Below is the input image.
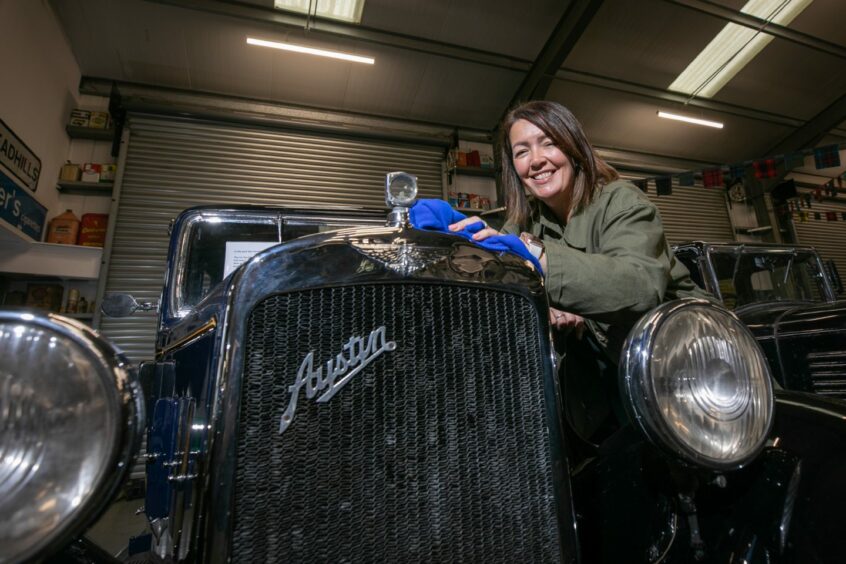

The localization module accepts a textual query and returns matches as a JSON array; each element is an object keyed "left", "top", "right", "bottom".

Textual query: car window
[{"left": 709, "top": 250, "right": 827, "bottom": 308}]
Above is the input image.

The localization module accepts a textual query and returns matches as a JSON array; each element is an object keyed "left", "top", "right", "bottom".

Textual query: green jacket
[{"left": 503, "top": 179, "right": 712, "bottom": 359}]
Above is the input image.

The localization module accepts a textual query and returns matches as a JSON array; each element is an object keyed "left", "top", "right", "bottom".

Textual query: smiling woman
[{"left": 449, "top": 100, "right": 711, "bottom": 440}]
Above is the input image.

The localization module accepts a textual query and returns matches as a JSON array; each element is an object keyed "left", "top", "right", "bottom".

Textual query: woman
[{"left": 451, "top": 100, "right": 708, "bottom": 358}]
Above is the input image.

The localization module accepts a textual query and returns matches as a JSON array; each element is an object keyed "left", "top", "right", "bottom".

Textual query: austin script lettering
[{"left": 279, "top": 326, "right": 397, "bottom": 434}]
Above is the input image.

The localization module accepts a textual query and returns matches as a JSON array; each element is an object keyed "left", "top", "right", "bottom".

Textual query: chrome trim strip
[{"left": 157, "top": 317, "right": 217, "bottom": 358}]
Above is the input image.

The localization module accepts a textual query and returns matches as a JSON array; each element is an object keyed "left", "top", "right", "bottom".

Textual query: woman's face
[{"left": 508, "top": 118, "right": 575, "bottom": 210}]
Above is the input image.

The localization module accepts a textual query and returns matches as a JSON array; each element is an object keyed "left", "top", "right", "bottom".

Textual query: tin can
[{"left": 67, "top": 288, "right": 80, "bottom": 314}]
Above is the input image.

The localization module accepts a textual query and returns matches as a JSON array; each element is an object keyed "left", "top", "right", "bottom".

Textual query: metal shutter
[
  {"left": 98, "top": 114, "right": 445, "bottom": 364},
  {"left": 791, "top": 193, "right": 846, "bottom": 285},
  {"left": 623, "top": 176, "right": 734, "bottom": 245}
]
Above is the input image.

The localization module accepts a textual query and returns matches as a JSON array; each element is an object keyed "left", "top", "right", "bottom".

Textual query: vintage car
[
  {"left": 3, "top": 173, "right": 846, "bottom": 563},
  {"left": 674, "top": 242, "right": 846, "bottom": 399}
]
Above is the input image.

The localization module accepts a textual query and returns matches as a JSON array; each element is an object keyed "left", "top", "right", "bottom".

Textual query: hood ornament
[{"left": 385, "top": 171, "right": 417, "bottom": 227}]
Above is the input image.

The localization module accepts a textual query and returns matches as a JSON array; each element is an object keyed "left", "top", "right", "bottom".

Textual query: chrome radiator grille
[
  {"left": 232, "top": 283, "right": 561, "bottom": 563},
  {"left": 807, "top": 350, "right": 846, "bottom": 398}
]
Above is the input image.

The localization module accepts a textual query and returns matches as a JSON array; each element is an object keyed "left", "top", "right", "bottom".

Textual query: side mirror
[
  {"left": 825, "top": 260, "right": 843, "bottom": 296},
  {"left": 101, "top": 293, "right": 159, "bottom": 317}
]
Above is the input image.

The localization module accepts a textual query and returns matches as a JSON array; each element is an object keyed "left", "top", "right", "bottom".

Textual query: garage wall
[
  {"left": 791, "top": 192, "right": 846, "bottom": 289},
  {"left": 99, "top": 114, "right": 446, "bottom": 363}
]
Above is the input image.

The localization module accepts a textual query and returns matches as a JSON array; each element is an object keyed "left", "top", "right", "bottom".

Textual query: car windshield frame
[
  {"left": 168, "top": 209, "right": 384, "bottom": 318},
  {"left": 704, "top": 245, "right": 834, "bottom": 309}
]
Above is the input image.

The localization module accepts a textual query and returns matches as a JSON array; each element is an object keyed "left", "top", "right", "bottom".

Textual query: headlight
[
  {"left": 621, "top": 299, "right": 773, "bottom": 469},
  {"left": 0, "top": 311, "right": 144, "bottom": 562}
]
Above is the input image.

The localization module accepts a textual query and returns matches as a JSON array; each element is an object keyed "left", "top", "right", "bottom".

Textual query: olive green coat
[{"left": 503, "top": 179, "right": 712, "bottom": 358}]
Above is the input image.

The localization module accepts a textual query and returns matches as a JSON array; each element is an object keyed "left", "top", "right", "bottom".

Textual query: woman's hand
[
  {"left": 448, "top": 217, "right": 500, "bottom": 242},
  {"left": 549, "top": 307, "right": 585, "bottom": 339}
]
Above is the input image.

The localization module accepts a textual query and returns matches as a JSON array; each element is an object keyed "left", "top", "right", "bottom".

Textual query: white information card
[{"left": 223, "top": 241, "right": 278, "bottom": 278}]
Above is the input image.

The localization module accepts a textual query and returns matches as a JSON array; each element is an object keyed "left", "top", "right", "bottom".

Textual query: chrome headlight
[
  {"left": 0, "top": 311, "right": 144, "bottom": 562},
  {"left": 621, "top": 299, "right": 773, "bottom": 469}
]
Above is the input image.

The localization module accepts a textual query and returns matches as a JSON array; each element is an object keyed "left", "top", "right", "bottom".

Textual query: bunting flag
[
  {"left": 730, "top": 164, "right": 746, "bottom": 181},
  {"left": 703, "top": 168, "right": 723, "bottom": 188},
  {"left": 753, "top": 158, "right": 778, "bottom": 179},
  {"left": 842, "top": 211, "right": 846, "bottom": 221},
  {"left": 804, "top": 193, "right": 813, "bottom": 207},
  {"left": 814, "top": 212, "right": 822, "bottom": 221},
  {"left": 632, "top": 178, "right": 647, "bottom": 192},
  {"left": 678, "top": 171, "right": 695, "bottom": 186},
  {"left": 826, "top": 211, "right": 837, "bottom": 222},
  {"left": 814, "top": 145, "right": 841, "bottom": 169},
  {"left": 656, "top": 176, "right": 672, "bottom": 196},
  {"left": 785, "top": 152, "right": 806, "bottom": 170},
  {"left": 798, "top": 210, "right": 808, "bottom": 222},
  {"left": 814, "top": 186, "right": 824, "bottom": 202}
]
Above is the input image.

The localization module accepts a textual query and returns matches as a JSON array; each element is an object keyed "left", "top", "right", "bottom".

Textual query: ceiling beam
[
  {"left": 144, "top": 0, "right": 532, "bottom": 71},
  {"left": 664, "top": 0, "right": 846, "bottom": 60},
  {"left": 506, "top": 0, "right": 605, "bottom": 110},
  {"left": 768, "top": 93, "right": 846, "bottom": 154}
]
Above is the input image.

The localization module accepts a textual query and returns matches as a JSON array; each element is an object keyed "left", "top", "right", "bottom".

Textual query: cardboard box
[
  {"left": 100, "top": 164, "right": 116, "bottom": 182},
  {"left": 89, "top": 111, "right": 109, "bottom": 129},
  {"left": 25, "top": 284, "right": 64, "bottom": 312},
  {"left": 81, "top": 163, "right": 101, "bottom": 183},
  {"left": 69, "top": 109, "right": 90, "bottom": 127}
]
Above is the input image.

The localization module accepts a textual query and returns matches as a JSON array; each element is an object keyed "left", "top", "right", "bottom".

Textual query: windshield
[
  {"left": 708, "top": 248, "right": 828, "bottom": 309},
  {"left": 171, "top": 211, "right": 383, "bottom": 316}
]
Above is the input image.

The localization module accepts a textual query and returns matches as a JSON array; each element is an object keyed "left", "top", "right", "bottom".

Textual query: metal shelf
[
  {"left": 56, "top": 181, "right": 113, "bottom": 196},
  {"left": 65, "top": 125, "right": 115, "bottom": 141}
]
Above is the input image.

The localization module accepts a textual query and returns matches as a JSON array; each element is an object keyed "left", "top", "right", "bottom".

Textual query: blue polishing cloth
[{"left": 409, "top": 199, "right": 544, "bottom": 275}]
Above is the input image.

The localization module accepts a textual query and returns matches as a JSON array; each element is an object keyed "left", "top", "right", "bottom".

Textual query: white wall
[{"left": 0, "top": 0, "right": 109, "bottom": 239}]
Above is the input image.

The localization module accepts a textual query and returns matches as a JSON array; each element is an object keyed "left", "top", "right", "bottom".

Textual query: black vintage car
[
  {"left": 674, "top": 242, "right": 846, "bottom": 399},
  {"left": 3, "top": 174, "right": 846, "bottom": 563}
]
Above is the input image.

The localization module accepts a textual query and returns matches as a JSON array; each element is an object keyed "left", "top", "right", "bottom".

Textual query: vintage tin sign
[
  {"left": 0, "top": 118, "right": 41, "bottom": 192},
  {"left": 0, "top": 169, "right": 46, "bottom": 241}
]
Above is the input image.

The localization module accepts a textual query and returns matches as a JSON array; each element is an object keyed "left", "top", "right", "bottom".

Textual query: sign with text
[
  {"left": 223, "top": 241, "right": 277, "bottom": 278},
  {"left": 0, "top": 169, "right": 46, "bottom": 240},
  {"left": 0, "top": 118, "right": 41, "bottom": 192}
]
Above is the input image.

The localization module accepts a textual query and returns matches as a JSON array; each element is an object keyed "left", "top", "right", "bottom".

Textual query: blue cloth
[{"left": 409, "top": 199, "right": 544, "bottom": 274}]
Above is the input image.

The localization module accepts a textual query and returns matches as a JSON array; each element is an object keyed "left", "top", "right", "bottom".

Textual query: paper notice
[{"left": 224, "top": 241, "right": 277, "bottom": 278}]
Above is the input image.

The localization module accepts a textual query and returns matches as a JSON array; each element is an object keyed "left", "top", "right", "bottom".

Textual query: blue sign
[{"left": 0, "top": 169, "right": 46, "bottom": 241}]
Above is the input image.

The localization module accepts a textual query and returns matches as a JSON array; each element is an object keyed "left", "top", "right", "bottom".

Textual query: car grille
[
  {"left": 233, "top": 283, "right": 561, "bottom": 563},
  {"left": 807, "top": 350, "right": 846, "bottom": 398}
]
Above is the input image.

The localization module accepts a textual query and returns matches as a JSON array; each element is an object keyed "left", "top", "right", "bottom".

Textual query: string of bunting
[{"left": 631, "top": 143, "right": 846, "bottom": 224}]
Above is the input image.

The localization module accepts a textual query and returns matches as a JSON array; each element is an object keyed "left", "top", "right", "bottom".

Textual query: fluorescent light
[
  {"left": 669, "top": 0, "right": 813, "bottom": 98},
  {"left": 247, "top": 37, "right": 374, "bottom": 64},
  {"left": 274, "top": 0, "right": 365, "bottom": 24},
  {"left": 657, "top": 111, "right": 724, "bottom": 129}
]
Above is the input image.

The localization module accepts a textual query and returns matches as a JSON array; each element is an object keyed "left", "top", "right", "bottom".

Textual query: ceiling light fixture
[
  {"left": 669, "top": 0, "right": 813, "bottom": 98},
  {"left": 247, "top": 37, "right": 374, "bottom": 64},
  {"left": 657, "top": 111, "right": 724, "bottom": 129}
]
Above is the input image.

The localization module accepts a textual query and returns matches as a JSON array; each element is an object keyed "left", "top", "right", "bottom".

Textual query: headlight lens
[
  {"left": 621, "top": 299, "right": 773, "bottom": 469},
  {"left": 0, "top": 312, "right": 143, "bottom": 562}
]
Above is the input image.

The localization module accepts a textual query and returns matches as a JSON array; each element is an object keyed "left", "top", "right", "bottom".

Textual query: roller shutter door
[
  {"left": 791, "top": 193, "right": 846, "bottom": 287},
  {"left": 623, "top": 176, "right": 734, "bottom": 245},
  {"left": 99, "top": 114, "right": 445, "bottom": 364}
]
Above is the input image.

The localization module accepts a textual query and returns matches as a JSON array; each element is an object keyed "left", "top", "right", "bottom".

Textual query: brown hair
[{"left": 499, "top": 101, "right": 618, "bottom": 227}]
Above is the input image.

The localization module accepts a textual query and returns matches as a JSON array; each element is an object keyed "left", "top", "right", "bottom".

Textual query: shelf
[
  {"left": 56, "top": 181, "right": 113, "bottom": 196},
  {"left": 66, "top": 125, "right": 115, "bottom": 141},
  {"left": 450, "top": 166, "right": 496, "bottom": 178},
  {"left": 0, "top": 240, "right": 103, "bottom": 279}
]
